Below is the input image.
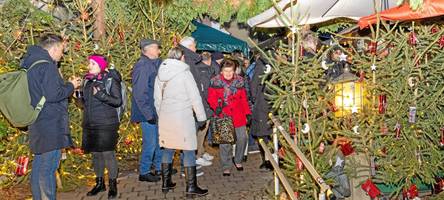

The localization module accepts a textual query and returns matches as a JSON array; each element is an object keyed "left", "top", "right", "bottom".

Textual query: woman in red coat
[{"left": 208, "top": 58, "right": 251, "bottom": 176}]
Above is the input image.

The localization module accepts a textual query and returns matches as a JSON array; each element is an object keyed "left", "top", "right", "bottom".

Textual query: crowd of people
[{"left": 23, "top": 34, "right": 276, "bottom": 200}]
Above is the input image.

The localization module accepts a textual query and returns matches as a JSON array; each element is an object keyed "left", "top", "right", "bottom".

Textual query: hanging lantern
[
  {"left": 15, "top": 156, "right": 29, "bottom": 176},
  {"left": 289, "top": 118, "right": 296, "bottom": 135},
  {"left": 378, "top": 94, "right": 387, "bottom": 114},
  {"left": 332, "top": 64, "right": 367, "bottom": 117}
]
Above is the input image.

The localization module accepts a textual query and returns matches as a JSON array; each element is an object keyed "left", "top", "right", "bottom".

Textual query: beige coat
[{"left": 154, "top": 59, "right": 207, "bottom": 150}]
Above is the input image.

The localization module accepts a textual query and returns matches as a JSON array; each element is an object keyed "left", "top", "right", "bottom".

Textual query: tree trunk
[{"left": 93, "top": 0, "right": 105, "bottom": 40}]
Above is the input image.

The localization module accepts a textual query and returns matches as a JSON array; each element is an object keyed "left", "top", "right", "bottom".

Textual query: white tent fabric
[{"left": 247, "top": 0, "right": 398, "bottom": 28}]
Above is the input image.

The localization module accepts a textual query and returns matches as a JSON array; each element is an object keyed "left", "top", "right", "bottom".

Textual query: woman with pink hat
[{"left": 74, "top": 54, "right": 122, "bottom": 199}]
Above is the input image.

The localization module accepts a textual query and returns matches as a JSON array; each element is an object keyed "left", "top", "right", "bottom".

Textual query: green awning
[{"left": 191, "top": 21, "right": 249, "bottom": 57}]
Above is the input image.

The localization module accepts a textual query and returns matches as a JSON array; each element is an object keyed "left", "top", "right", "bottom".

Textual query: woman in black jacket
[{"left": 75, "top": 55, "right": 122, "bottom": 199}]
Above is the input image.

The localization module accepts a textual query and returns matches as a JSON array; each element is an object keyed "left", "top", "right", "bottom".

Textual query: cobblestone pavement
[{"left": 57, "top": 153, "right": 274, "bottom": 200}]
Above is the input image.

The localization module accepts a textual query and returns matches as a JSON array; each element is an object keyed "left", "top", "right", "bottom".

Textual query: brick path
[{"left": 57, "top": 153, "right": 274, "bottom": 200}]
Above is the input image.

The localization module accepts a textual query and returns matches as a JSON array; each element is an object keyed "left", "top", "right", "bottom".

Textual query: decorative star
[
  {"left": 334, "top": 156, "right": 344, "bottom": 167},
  {"left": 371, "top": 64, "right": 377, "bottom": 71},
  {"left": 351, "top": 106, "right": 358, "bottom": 114},
  {"left": 339, "top": 53, "right": 348, "bottom": 61}
]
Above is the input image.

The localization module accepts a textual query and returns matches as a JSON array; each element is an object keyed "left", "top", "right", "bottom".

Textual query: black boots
[
  {"left": 184, "top": 166, "right": 208, "bottom": 198},
  {"left": 161, "top": 163, "right": 177, "bottom": 194},
  {"left": 108, "top": 179, "right": 118, "bottom": 199},
  {"left": 259, "top": 160, "right": 273, "bottom": 171},
  {"left": 87, "top": 177, "right": 106, "bottom": 196}
]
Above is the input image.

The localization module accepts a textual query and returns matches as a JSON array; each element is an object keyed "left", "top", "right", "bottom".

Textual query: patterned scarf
[{"left": 210, "top": 74, "right": 245, "bottom": 103}]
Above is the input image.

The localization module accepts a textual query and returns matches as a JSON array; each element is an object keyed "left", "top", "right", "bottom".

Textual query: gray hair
[
  {"left": 167, "top": 47, "right": 184, "bottom": 60},
  {"left": 179, "top": 36, "right": 195, "bottom": 47}
]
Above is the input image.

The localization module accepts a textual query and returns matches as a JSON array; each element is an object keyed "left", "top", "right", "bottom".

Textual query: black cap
[{"left": 140, "top": 39, "right": 160, "bottom": 49}]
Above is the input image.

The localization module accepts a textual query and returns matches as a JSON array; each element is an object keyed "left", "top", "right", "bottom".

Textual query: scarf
[{"left": 210, "top": 74, "right": 245, "bottom": 104}]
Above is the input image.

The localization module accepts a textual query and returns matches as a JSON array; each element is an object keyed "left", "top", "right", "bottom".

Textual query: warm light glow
[{"left": 334, "top": 80, "right": 365, "bottom": 117}]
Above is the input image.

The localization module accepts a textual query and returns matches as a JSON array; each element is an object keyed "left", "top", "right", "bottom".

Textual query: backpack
[
  {"left": 104, "top": 74, "right": 127, "bottom": 122},
  {"left": 0, "top": 60, "right": 48, "bottom": 127}
]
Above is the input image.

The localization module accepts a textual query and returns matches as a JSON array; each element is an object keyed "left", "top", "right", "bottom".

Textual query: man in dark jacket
[
  {"left": 131, "top": 39, "right": 163, "bottom": 182},
  {"left": 179, "top": 37, "right": 214, "bottom": 167},
  {"left": 249, "top": 56, "right": 274, "bottom": 171},
  {"left": 21, "top": 34, "right": 81, "bottom": 199}
]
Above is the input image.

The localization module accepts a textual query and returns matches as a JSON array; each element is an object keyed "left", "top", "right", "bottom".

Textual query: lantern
[{"left": 332, "top": 64, "right": 366, "bottom": 117}]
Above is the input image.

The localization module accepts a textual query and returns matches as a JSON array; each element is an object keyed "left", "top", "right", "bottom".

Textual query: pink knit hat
[{"left": 88, "top": 55, "right": 108, "bottom": 71}]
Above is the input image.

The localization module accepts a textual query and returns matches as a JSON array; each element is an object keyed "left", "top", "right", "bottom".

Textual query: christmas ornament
[
  {"left": 71, "top": 147, "right": 84, "bottom": 155},
  {"left": 321, "top": 60, "right": 328, "bottom": 70},
  {"left": 15, "top": 156, "right": 29, "bottom": 176},
  {"left": 118, "top": 30, "right": 125, "bottom": 42},
  {"left": 361, "top": 179, "right": 381, "bottom": 199},
  {"left": 296, "top": 157, "right": 304, "bottom": 171},
  {"left": 301, "top": 123, "right": 310, "bottom": 134},
  {"left": 352, "top": 125, "right": 359, "bottom": 135},
  {"left": 289, "top": 118, "right": 296, "bottom": 135},
  {"left": 299, "top": 45, "right": 304, "bottom": 58},
  {"left": 368, "top": 41, "right": 378, "bottom": 54},
  {"left": 302, "top": 99, "right": 309, "bottom": 109},
  {"left": 13, "top": 30, "right": 23, "bottom": 40},
  {"left": 408, "top": 107, "right": 416, "bottom": 123},
  {"left": 339, "top": 53, "right": 347, "bottom": 62},
  {"left": 431, "top": 26, "right": 439, "bottom": 34},
  {"left": 340, "top": 141, "right": 354, "bottom": 156},
  {"left": 439, "top": 35, "right": 444, "bottom": 48},
  {"left": 378, "top": 94, "right": 387, "bottom": 114},
  {"left": 351, "top": 106, "right": 358, "bottom": 114},
  {"left": 433, "top": 177, "right": 444, "bottom": 194},
  {"left": 172, "top": 34, "right": 179, "bottom": 47},
  {"left": 394, "top": 122, "right": 402, "bottom": 139},
  {"left": 408, "top": 32, "right": 418, "bottom": 46},
  {"left": 403, "top": 184, "right": 418, "bottom": 199}
]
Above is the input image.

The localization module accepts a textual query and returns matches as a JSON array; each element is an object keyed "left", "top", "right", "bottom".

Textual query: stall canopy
[
  {"left": 247, "top": 0, "right": 398, "bottom": 28},
  {"left": 358, "top": 0, "right": 444, "bottom": 29},
  {"left": 191, "top": 21, "right": 249, "bottom": 56}
]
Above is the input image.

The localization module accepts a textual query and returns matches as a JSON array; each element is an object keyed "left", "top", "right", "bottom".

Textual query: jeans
[
  {"left": 162, "top": 148, "right": 196, "bottom": 167},
  {"left": 139, "top": 122, "right": 162, "bottom": 175},
  {"left": 220, "top": 126, "right": 248, "bottom": 170},
  {"left": 31, "top": 149, "right": 61, "bottom": 200}
]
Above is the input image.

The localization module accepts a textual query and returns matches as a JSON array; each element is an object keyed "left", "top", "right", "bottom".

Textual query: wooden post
[{"left": 93, "top": 0, "right": 105, "bottom": 40}]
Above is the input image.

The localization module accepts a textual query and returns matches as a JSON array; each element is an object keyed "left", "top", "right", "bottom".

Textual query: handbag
[{"left": 211, "top": 114, "right": 236, "bottom": 144}]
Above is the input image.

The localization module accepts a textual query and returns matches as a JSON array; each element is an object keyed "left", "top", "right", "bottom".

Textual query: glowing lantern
[{"left": 332, "top": 65, "right": 366, "bottom": 117}]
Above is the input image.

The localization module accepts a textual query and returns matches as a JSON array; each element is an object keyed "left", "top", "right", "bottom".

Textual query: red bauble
[
  {"left": 289, "top": 118, "right": 296, "bottom": 135},
  {"left": 15, "top": 156, "right": 29, "bottom": 176},
  {"left": 340, "top": 142, "right": 354, "bottom": 156},
  {"left": 408, "top": 32, "right": 418, "bottom": 46},
  {"left": 296, "top": 157, "right": 304, "bottom": 171},
  {"left": 378, "top": 94, "right": 387, "bottom": 114},
  {"left": 368, "top": 41, "right": 378, "bottom": 54},
  {"left": 438, "top": 35, "right": 444, "bottom": 48},
  {"left": 431, "top": 26, "right": 439, "bottom": 34},
  {"left": 403, "top": 185, "right": 418, "bottom": 199},
  {"left": 361, "top": 179, "right": 381, "bottom": 198}
]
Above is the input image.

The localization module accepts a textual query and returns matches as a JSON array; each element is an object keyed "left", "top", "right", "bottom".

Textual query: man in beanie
[
  {"left": 131, "top": 39, "right": 163, "bottom": 182},
  {"left": 21, "top": 34, "right": 81, "bottom": 199}
]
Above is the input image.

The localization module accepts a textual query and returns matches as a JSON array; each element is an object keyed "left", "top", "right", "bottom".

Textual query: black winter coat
[
  {"left": 21, "top": 45, "right": 74, "bottom": 154},
  {"left": 249, "top": 58, "right": 273, "bottom": 137},
  {"left": 180, "top": 45, "right": 214, "bottom": 117},
  {"left": 78, "top": 71, "right": 122, "bottom": 152}
]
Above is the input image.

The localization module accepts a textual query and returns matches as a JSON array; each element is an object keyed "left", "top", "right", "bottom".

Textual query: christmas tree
[{"left": 262, "top": 18, "right": 444, "bottom": 199}]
